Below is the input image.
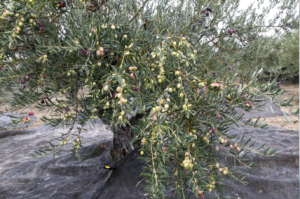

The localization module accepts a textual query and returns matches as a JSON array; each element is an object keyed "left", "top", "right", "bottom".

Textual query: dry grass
[
  {"left": 278, "top": 84, "right": 299, "bottom": 107},
  {"left": 259, "top": 116, "right": 299, "bottom": 131},
  {"left": 262, "top": 84, "right": 299, "bottom": 131},
  {"left": 0, "top": 87, "right": 92, "bottom": 130},
  {"left": 233, "top": 78, "right": 299, "bottom": 131}
]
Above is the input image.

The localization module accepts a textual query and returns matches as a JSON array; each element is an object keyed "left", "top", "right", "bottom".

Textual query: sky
[{"left": 238, "top": 0, "right": 299, "bottom": 36}]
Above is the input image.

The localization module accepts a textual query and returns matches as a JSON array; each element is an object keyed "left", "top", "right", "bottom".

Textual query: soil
[
  {"left": 0, "top": 84, "right": 299, "bottom": 131},
  {"left": 257, "top": 84, "right": 299, "bottom": 131},
  {"left": 0, "top": 88, "right": 91, "bottom": 130}
]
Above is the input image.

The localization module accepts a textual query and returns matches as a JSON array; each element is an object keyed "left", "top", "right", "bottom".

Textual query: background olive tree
[{"left": 255, "top": 30, "right": 299, "bottom": 84}]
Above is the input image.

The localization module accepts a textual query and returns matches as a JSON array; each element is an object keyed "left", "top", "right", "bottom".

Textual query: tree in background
[
  {"left": 0, "top": 0, "right": 298, "bottom": 198},
  {"left": 254, "top": 30, "right": 299, "bottom": 84},
  {"left": 276, "top": 30, "right": 299, "bottom": 84}
]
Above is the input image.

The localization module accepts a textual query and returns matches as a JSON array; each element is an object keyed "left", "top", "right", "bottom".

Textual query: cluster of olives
[
  {"left": 90, "top": 108, "right": 98, "bottom": 120},
  {"left": 205, "top": 177, "right": 217, "bottom": 192},
  {"left": 0, "top": 54, "right": 6, "bottom": 60},
  {"left": 102, "top": 102, "right": 110, "bottom": 110},
  {"left": 216, "top": 136, "right": 241, "bottom": 153},
  {"left": 4, "top": 8, "right": 39, "bottom": 38},
  {"left": 59, "top": 137, "right": 70, "bottom": 146},
  {"left": 67, "top": 70, "right": 76, "bottom": 77},
  {"left": 202, "top": 132, "right": 212, "bottom": 144},
  {"left": 118, "top": 110, "right": 125, "bottom": 121},
  {"left": 215, "top": 162, "right": 229, "bottom": 175},
  {"left": 58, "top": 87, "right": 71, "bottom": 97},
  {"left": 181, "top": 152, "right": 194, "bottom": 170},
  {"left": 182, "top": 101, "right": 192, "bottom": 111},
  {"left": 38, "top": 68, "right": 47, "bottom": 84},
  {"left": 194, "top": 185, "right": 204, "bottom": 196},
  {"left": 63, "top": 112, "right": 73, "bottom": 121},
  {"left": 72, "top": 138, "right": 81, "bottom": 153},
  {"left": 37, "top": 55, "right": 48, "bottom": 64},
  {"left": 55, "top": 101, "right": 69, "bottom": 109},
  {"left": 21, "top": 116, "right": 31, "bottom": 124}
]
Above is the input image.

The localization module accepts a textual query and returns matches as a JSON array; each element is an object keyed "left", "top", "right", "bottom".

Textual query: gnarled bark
[{"left": 112, "top": 112, "right": 145, "bottom": 157}]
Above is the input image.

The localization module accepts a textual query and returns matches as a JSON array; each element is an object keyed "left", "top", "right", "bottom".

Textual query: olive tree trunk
[{"left": 112, "top": 112, "right": 145, "bottom": 156}]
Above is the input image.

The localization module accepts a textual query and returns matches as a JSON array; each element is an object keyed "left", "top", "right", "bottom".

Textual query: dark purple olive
[
  {"left": 228, "top": 67, "right": 232, "bottom": 70},
  {"left": 199, "top": 19, "right": 203, "bottom": 23},
  {"left": 60, "top": 2, "right": 66, "bottom": 7},
  {"left": 206, "top": 12, "right": 209, "bottom": 16},
  {"left": 20, "top": 46, "right": 24, "bottom": 50},
  {"left": 14, "top": 47, "right": 17, "bottom": 51},
  {"left": 41, "top": 99, "right": 45, "bottom": 104},
  {"left": 228, "top": 29, "right": 234, "bottom": 34},
  {"left": 21, "top": 79, "right": 25, "bottom": 84},
  {"left": 225, "top": 62, "right": 228, "bottom": 65},
  {"left": 211, "top": 71, "right": 215, "bottom": 75},
  {"left": 39, "top": 23, "right": 43, "bottom": 27}
]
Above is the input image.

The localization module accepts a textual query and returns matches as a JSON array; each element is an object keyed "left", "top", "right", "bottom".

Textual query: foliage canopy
[
  {"left": 257, "top": 30, "right": 299, "bottom": 84},
  {"left": 0, "top": 0, "right": 298, "bottom": 198}
]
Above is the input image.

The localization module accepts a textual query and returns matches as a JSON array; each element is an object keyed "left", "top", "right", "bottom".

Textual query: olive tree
[
  {"left": 0, "top": 0, "right": 298, "bottom": 198},
  {"left": 257, "top": 30, "right": 299, "bottom": 84}
]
